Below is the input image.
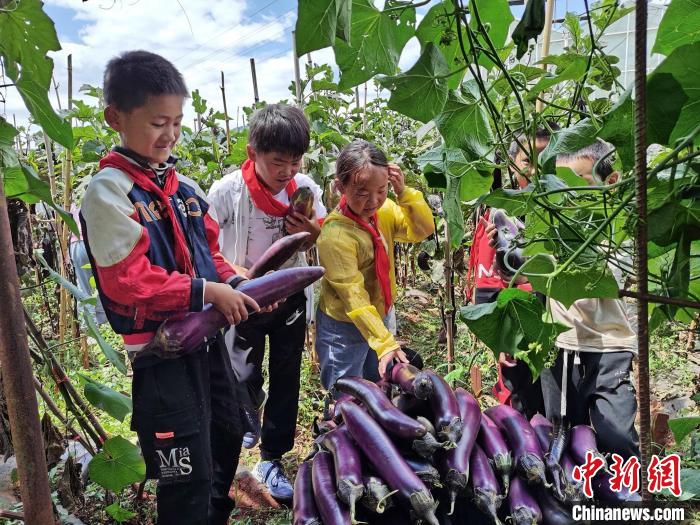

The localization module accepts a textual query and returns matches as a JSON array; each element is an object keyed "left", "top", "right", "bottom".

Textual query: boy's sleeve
[
  {"left": 82, "top": 169, "right": 205, "bottom": 312},
  {"left": 318, "top": 228, "right": 398, "bottom": 358},
  {"left": 391, "top": 188, "right": 435, "bottom": 243}
]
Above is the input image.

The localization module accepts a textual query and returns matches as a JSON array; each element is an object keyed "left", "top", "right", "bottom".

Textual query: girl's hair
[{"left": 335, "top": 140, "right": 388, "bottom": 186}]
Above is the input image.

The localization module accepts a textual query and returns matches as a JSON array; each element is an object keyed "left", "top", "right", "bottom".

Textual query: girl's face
[{"left": 338, "top": 164, "right": 389, "bottom": 221}]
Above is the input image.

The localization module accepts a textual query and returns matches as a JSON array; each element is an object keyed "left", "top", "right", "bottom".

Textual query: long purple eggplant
[
  {"left": 321, "top": 426, "right": 364, "bottom": 523},
  {"left": 288, "top": 186, "right": 315, "bottom": 217},
  {"left": 485, "top": 405, "right": 548, "bottom": 487},
  {"left": 392, "top": 392, "right": 430, "bottom": 419},
  {"left": 311, "top": 451, "right": 351, "bottom": 525},
  {"left": 491, "top": 209, "right": 526, "bottom": 277},
  {"left": 335, "top": 377, "right": 427, "bottom": 439},
  {"left": 390, "top": 363, "right": 433, "bottom": 400},
  {"left": 568, "top": 425, "right": 607, "bottom": 469},
  {"left": 361, "top": 475, "right": 395, "bottom": 514},
  {"left": 424, "top": 370, "right": 463, "bottom": 444},
  {"left": 293, "top": 461, "right": 322, "bottom": 525},
  {"left": 403, "top": 456, "right": 442, "bottom": 488},
  {"left": 140, "top": 266, "right": 325, "bottom": 358},
  {"left": 469, "top": 444, "right": 504, "bottom": 525},
  {"left": 246, "top": 231, "right": 311, "bottom": 278},
  {"left": 536, "top": 487, "right": 575, "bottom": 525},
  {"left": 560, "top": 452, "right": 586, "bottom": 502},
  {"left": 530, "top": 414, "right": 567, "bottom": 501},
  {"left": 340, "top": 402, "right": 439, "bottom": 525},
  {"left": 592, "top": 469, "right": 642, "bottom": 503},
  {"left": 439, "top": 388, "right": 481, "bottom": 514},
  {"left": 507, "top": 476, "right": 543, "bottom": 525},
  {"left": 478, "top": 414, "right": 513, "bottom": 493}
]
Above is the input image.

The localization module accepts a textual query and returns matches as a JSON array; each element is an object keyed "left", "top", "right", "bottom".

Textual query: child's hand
[
  {"left": 378, "top": 347, "right": 409, "bottom": 377},
  {"left": 388, "top": 164, "right": 405, "bottom": 197},
  {"left": 204, "top": 282, "right": 260, "bottom": 325},
  {"left": 285, "top": 209, "right": 321, "bottom": 248}
]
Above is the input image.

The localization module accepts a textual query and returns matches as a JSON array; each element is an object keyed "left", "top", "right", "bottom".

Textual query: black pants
[
  {"left": 233, "top": 292, "right": 306, "bottom": 460},
  {"left": 540, "top": 349, "right": 640, "bottom": 459},
  {"left": 131, "top": 335, "right": 244, "bottom": 525}
]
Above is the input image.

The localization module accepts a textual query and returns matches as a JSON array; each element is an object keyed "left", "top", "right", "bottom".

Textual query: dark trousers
[
  {"left": 540, "top": 349, "right": 640, "bottom": 459},
  {"left": 131, "top": 335, "right": 244, "bottom": 525},
  {"left": 234, "top": 292, "right": 306, "bottom": 460}
]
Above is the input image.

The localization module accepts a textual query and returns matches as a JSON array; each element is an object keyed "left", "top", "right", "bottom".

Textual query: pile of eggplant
[{"left": 294, "top": 363, "right": 641, "bottom": 525}]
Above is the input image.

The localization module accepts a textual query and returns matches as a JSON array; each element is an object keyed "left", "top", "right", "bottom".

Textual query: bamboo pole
[
  {"left": 535, "top": 0, "right": 556, "bottom": 113},
  {"left": 58, "top": 54, "right": 73, "bottom": 345},
  {"left": 444, "top": 221, "right": 455, "bottom": 373},
  {"left": 52, "top": 74, "right": 62, "bottom": 111},
  {"left": 0, "top": 185, "right": 56, "bottom": 525},
  {"left": 292, "top": 31, "right": 304, "bottom": 109},
  {"left": 250, "top": 58, "right": 260, "bottom": 104},
  {"left": 220, "top": 71, "right": 232, "bottom": 154}
]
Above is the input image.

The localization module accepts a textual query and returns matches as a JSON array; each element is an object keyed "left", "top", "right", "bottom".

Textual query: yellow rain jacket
[{"left": 317, "top": 187, "right": 435, "bottom": 358}]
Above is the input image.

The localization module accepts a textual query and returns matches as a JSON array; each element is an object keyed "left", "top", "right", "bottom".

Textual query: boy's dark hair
[
  {"left": 558, "top": 138, "right": 615, "bottom": 180},
  {"left": 335, "top": 139, "right": 388, "bottom": 186},
  {"left": 507, "top": 123, "right": 560, "bottom": 157},
  {"left": 103, "top": 50, "right": 188, "bottom": 112},
  {"left": 248, "top": 104, "right": 310, "bottom": 158}
]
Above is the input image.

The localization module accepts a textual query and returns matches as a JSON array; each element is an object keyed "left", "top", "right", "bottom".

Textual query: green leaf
[
  {"left": 652, "top": 0, "right": 700, "bottom": 56},
  {"left": 295, "top": 0, "right": 351, "bottom": 55},
  {"left": 527, "top": 54, "right": 588, "bottom": 100},
  {"left": 539, "top": 118, "right": 599, "bottom": 167},
  {"left": 599, "top": 90, "right": 635, "bottom": 170},
  {"left": 555, "top": 166, "right": 587, "bottom": 188},
  {"left": 470, "top": 0, "right": 513, "bottom": 55},
  {"left": 416, "top": 0, "right": 467, "bottom": 89},
  {"left": 444, "top": 175, "right": 464, "bottom": 247},
  {"left": 15, "top": 75, "right": 73, "bottom": 148},
  {"left": 482, "top": 188, "right": 533, "bottom": 216},
  {"left": 83, "top": 298, "right": 128, "bottom": 375},
  {"left": 434, "top": 91, "right": 493, "bottom": 159},
  {"left": 647, "top": 43, "right": 700, "bottom": 146},
  {"left": 379, "top": 43, "right": 449, "bottom": 123},
  {"left": 105, "top": 503, "right": 137, "bottom": 523},
  {"left": 88, "top": 436, "right": 145, "bottom": 492},
  {"left": 80, "top": 374, "right": 132, "bottom": 422},
  {"left": 668, "top": 416, "right": 700, "bottom": 444},
  {"left": 459, "top": 169, "right": 494, "bottom": 202},
  {"left": 678, "top": 468, "right": 700, "bottom": 500},
  {"left": 511, "top": 0, "right": 545, "bottom": 59},
  {"left": 81, "top": 139, "right": 106, "bottom": 162},
  {"left": 528, "top": 263, "right": 620, "bottom": 308},
  {"left": 334, "top": 0, "right": 415, "bottom": 90}
]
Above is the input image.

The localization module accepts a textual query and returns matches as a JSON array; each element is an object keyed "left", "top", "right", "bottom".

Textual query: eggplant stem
[{"left": 375, "top": 489, "right": 399, "bottom": 513}]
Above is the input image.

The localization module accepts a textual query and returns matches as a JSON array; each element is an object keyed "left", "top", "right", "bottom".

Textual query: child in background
[
  {"left": 315, "top": 139, "right": 434, "bottom": 391},
  {"left": 208, "top": 104, "right": 326, "bottom": 499},
  {"left": 81, "top": 50, "right": 259, "bottom": 524}
]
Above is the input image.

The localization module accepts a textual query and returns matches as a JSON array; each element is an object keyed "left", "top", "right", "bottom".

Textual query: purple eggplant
[
  {"left": 424, "top": 370, "right": 463, "bottom": 445},
  {"left": 361, "top": 475, "right": 395, "bottom": 514},
  {"left": 392, "top": 392, "right": 431, "bottom": 419},
  {"left": 439, "top": 388, "right": 481, "bottom": 514},
  {"left": 536, "top": 487, "right": 575, "bottom": 525},
  {"left": 140, "top": 266, "right": 325, "bottom": 358},
  {"left": 321, "top": 426, "right": 364, "bottom": 523},
  {"left": 507, "top": 476, "right": 543, "bottom": 525},
  {"left": 478, "top": 414, "right": 513, "bottom": 493},
  {"left": 293, "top": 461, "right": 322, "bottom": 525},
  {"left": 530, "top": 414, "right": 568, "bottom": 501},
  {"left": 335, "top": 377, "right": 427, "bottom": 439},
  {"left": 485, "top": 405, "right": 548, "bottom": 487},
  {"left": 560, "top": 453, "right": 587, "bottom": 502},
  {"left": 311, "top": 451, "right": 351, "bottom": 525},
  {"left": 491, "top": 209, "right": 526, "bottom": 277},
  {"left": 568, "top": 425, "right": 607, "bottom": 470},
  {"left": 469, "top": 444, "right": 504, "bottom": 525},
  {"left": 340, "top": 402, "right": 439, "bottom": 525},
  {"left": 403, "top": 456, "right": 442, "bottom": 488},
  {"left": 288, "top": 186, "right": 315, "bottom": 217},
  {"left": 592, "top": 469, "right": 642, "bottom": 503},
  {"left": 246, "top": 231, "right": 311, "bottom": 279},
  {"left": 390, "top": 363, "right": 433, "bottom": 400}
]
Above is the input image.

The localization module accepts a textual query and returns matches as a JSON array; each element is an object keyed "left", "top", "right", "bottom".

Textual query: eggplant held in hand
[{"left": 246, "top": 231, "right": 311, "bottom": 278}]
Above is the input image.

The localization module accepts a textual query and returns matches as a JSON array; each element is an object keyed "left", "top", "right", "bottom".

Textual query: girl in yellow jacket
[{"left": 315, "top": 139, "right": 435, "bottom": 392}]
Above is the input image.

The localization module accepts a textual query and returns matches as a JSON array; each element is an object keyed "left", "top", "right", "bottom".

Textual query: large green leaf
[
  {"left": 105, "top": 503, "right": 136, "bottom": 524},
  {"left": 668, "top": 416, "right": 700, "bottom": 444},
  {"left": 527, "top": 54, "right": 588, "bottom": 100},
  {"left": 539, "top": 118, "right": 599, "bottom": 167},
  {"left": 459, "top": 170, "right": 494, "bottom": 202},
  {"left": 80, "top": 374, "right": 132, "bottom": 422},
  {"left": 295, "top": 0, "right": 351, "bottom": 56},
  {"left": 470, "top": 0, "right": 513, "bottom": 53},
  {"left": 0, "top": 0, "right": 72, "bottom": 148},
  {"left": 459, "top": 287, "right": 565, "bottom": 378},
  {"left": 88, "top": 436, "right": 145, "bottom": 492},
  {"left": 334, "top": 0, "right": 415, "bottom": 90},
  {"left": 647, "top": 43, "right": 700, "bottom": 145},
  {"left": 482, "top": 188, "right": 533, "bottom": 216},
  {"left": 511, "top": 0, "right": 545, "bottom": 59},
  {"left": 379, "top": 43, "right": 449, "bottom": 123},
  {"left": 652, "top": 0, "right": 700, "bottom": 56},
  {"left": 527, "top": 261, "right": 620, "bottom": 308},
  {"left": 434, "top": 91, "right": 493, "bottom": 159},
  {"left": 598, "top": 90, "right": 635, "bottom": 170},
  {"left": 416, "top": 0, "right": 466, "bottom": 89}
]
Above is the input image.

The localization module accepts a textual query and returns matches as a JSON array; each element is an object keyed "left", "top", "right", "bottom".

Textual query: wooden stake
[
  {"left": 444, "top": 220, "right": 455, "bottom": 373},
  {"left": 536, "top": 0, "right": 556, "bottom": 113},
  {"left": 236, "top": 106, "right": 240, "bottom": 130},
  {"left": 52, "top": 74, "right": 62, "bottom": 111},
  {"left": 292, "top": 31, "right": 303, "bottom": 109},
  {"left": 0, "top": 185, "right": 57, "bottom": 525},
  {"left": 220, "top": 71, "right": 232, "bottom": 153},
  {"left": 250, "top": 58, "right": 260, "bottom": 104},
  {"left": 362, "top": 82, "right": 368, "bottom": 130}
]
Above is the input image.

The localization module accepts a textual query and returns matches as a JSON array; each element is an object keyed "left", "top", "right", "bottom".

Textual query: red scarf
[
  {"left": 339, "top": 195, "right": 392, "bottom": 315},
  {"left": 242, "top": 159, "right": 297, "bottom": 217},
  {"left": 99, "top": 151, "right": 195, "bottom": 277}
]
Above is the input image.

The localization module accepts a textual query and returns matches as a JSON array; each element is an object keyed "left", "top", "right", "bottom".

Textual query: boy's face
[
  {"left": 510, "top": 137, "right": 550, "bottom": 189},
  {"left": 247, "top": 145, "right": 302, "bottom": 194},
  {"left": 338, "top": 164, "right": 389, "bottom": 221},
  {"left": 104, "top": 94, "right": 184, "bottom": 165},
  {"left": 557, "top": 156, "right": 599, "bottom": 185}
]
